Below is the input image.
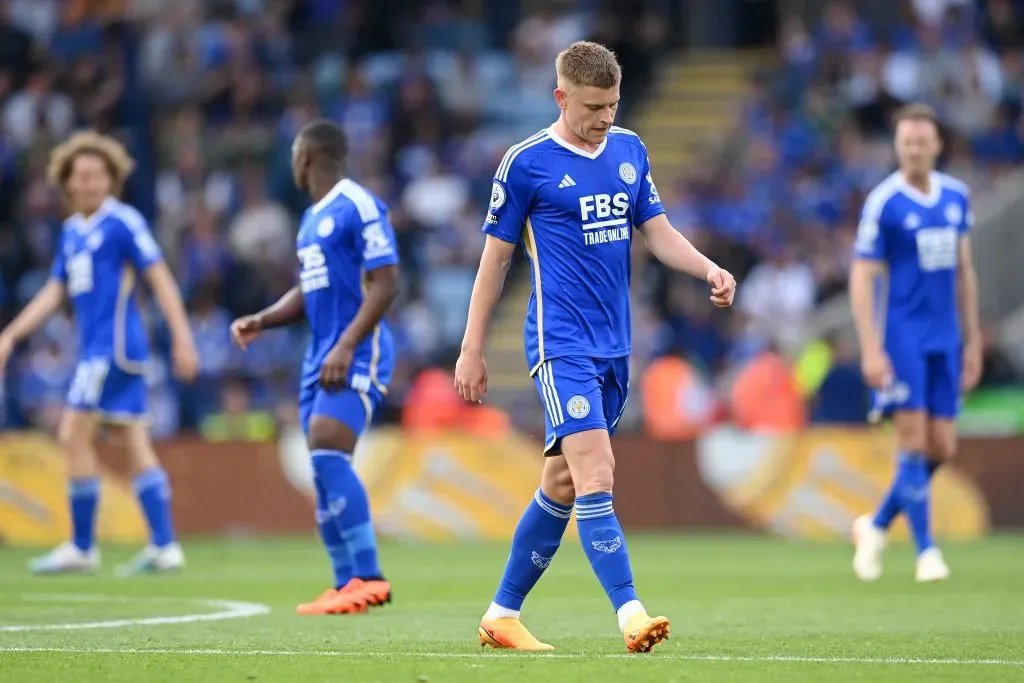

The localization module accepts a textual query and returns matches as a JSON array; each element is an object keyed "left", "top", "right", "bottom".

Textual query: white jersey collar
[
  {"left": 311, "top": 177, "right": 350, "bottom": 216},
  {"left": 897, "top": 171, "right": 941, "bottom": 207},
  {"left": 69, "top": 196, "right": 117, "bottom": 233},
  {"left": 546, "top": 124, "right": 608, "bottom": 160}
]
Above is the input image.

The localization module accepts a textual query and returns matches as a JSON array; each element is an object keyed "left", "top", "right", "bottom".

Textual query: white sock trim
[
  {"left": 483, "top": 601, "right": 521, "bottom": 621},
  {"left": 616, "top": 599, "right": 645, "bottom": 631}
]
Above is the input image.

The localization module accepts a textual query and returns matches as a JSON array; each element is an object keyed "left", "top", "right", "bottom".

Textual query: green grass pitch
[{"left": 1, "top": 534, "right": 1022, "bottom": 682}]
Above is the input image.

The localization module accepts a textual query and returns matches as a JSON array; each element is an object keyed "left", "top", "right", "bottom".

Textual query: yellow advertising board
[
  {"left": 696, "top": 427, "right": 989, "bottom": 540},
  {"left": 0, "top": 433, "right": 148, "bottom": 546},
  {"left": 278, "top": 426, "right": 553, "bottom": 541}
]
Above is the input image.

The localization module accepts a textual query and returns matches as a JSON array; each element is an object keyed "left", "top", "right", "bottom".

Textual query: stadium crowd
[
  {"left": 633, "top": 0, "right": 1024, "bottom": 429},
  {"left": 1, "top": 0, "right": 1022, "bottom": 438}
]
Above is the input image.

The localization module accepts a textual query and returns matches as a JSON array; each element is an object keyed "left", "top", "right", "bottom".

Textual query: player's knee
[
  {"left": 118, "top": 424, "right": 160, "bottom": 473},
  {"left": 893, "top": 412, "right": 928, "bottom": 452},
  {"left": 57, "top": 413, "right": 99, "bottom": 475},
  {"left": 569, "top": 452, "right": 615, "bottom": 497},
  {"left": 930, "top": 441, "right": 956, "bottom": 462},
  {"left": 540, "top": 458, "right": 575, "bottom": 506},
  {"left": 928, "top": 428, "right": 957, "bottom": 462},
  {"left": 57, "top": 416, "right": 90, "bottom": 456},
  {"left": 307, "top": 416, "right": 357, "bottom": 454}
]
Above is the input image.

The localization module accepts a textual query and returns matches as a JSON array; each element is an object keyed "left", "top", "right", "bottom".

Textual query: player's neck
[
  {"left": 309, "top": 172, "right": 345, "bottom": 204},
  {"left": 900, "top": 169, "right": 933, "bottom": 195},
  {"left": 552, "top": 117, "right": 600, "bottom": 153},
  {"left": 75, "top": 195, "right": 112, "bottom": 220}
]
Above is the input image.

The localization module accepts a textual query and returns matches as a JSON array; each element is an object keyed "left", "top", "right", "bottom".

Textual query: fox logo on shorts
[
  {"left": 591, "top": 537, "right": 622, "bottom": 554},
  {"left": 567, "top": 395, "right": 591, "bottom": 419}
]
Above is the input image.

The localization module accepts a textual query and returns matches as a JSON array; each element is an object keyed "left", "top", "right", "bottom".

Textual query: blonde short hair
[
  {"left": 556, "top": 40, "right": 621, "bottom": 89},
  {"left": 892, "top": 103, "right": 939, "bottom": 128},
  {"left": 46, "top": 131, "right": 136, "bottom": 194}
]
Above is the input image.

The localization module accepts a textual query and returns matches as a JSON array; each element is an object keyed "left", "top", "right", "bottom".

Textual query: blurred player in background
[
  {"left": 849, "top": 104, "right": 981, "bottom": 582},
  {"left": 455, "top": 41, "right": 736, "bottom": 653},
  {"left": 0, "top": 132, "right": 198, "bottom": 575},
  {"left": 231, "top": 121, "right": 398, "bottom": 614}
]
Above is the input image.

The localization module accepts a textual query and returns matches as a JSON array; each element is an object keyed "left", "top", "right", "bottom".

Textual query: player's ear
[{"left": 553, "top": 87, "right": 568, "bottom": 111}]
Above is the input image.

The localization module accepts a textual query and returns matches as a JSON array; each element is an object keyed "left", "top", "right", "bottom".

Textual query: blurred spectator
[
  {"left": 737, "top": 245, "right": 817, "bottom": 349},
  {"left": 807, "top": 334, "right": 870, "bottom": 424},
  {"left": 226, "top": 162, "right": 292, "bottom": 270},
  {"left": 2, "top": 64, "right": 74, "bottom": 149},
  {"left": 200, "top": 376, "right": 275, "bottom": 443}
]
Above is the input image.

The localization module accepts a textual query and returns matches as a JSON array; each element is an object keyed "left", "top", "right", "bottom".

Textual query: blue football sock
[
  {"left": 493, "top": 489, "right": 573, "bottom": 611},
  {"left": 69, "top": 478, "right": 100, "bottom": 552},
  {"left": 313, "top": 475, "right": 353, "bottom": 589},
  {"left": 894, "top": 453, "right": 933, "bottom": 554},
  {"left": 926, "top": 459, "right": 942, "bottom": 480},
  {"left": 575, "top": 492, "right": 639, "bottom": 611},
  {"left": 133, "top": 468, "right": 176, "bottom": 548},
  {"left": 311, "top": 450, "right": 382, "bottom": 580},
  {"left": 872, "top": 452, "right": 908, "bottom": 530}
]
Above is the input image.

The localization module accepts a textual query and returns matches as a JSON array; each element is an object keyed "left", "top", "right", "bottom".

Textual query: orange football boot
[
  {"left": 479, "top": 617, "right": 555, "bottom": 651},
  {"left": 295, "top": 588, "right": 340, "bottom": 615},
  {"left": 622, "top": 612, "right": 671, "bottom": 653},
  {"left": 358, "top": 578, "right": 392, "bottom": 609}
]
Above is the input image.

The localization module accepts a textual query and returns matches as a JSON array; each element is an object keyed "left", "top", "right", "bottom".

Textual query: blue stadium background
[{"left": 2, "top": 0, "right": 1023, "bottom": 440}]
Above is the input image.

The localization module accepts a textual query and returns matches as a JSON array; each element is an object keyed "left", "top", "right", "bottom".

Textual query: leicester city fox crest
[
  {"left": 591, "top": 536, "right": 622, "bottom": 554},
  {"left": 567, "top": 395, "right": 591, "bottom": 419},
  {"left": 531, "top": 551, "right": 552, "bottom": 569}
]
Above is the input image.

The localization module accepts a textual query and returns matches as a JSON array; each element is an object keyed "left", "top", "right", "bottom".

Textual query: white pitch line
[
  {"left": 0, "top": 647, "right": 1021, "bottom": 667},
  {"left": 0, "top": 598, "right": 270, "bottom": 632}
]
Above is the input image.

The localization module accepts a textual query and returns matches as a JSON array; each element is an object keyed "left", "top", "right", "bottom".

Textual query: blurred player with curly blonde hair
[{"left": 0, "top": 131, "right": 198, "bottom": 575}]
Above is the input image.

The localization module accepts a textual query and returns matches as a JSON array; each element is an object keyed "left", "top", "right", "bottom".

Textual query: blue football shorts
[
  {"left": 66, "top": 357, "right": 148, "bottom": 422},
  {"left": 532, "top": 355, "right": 630, "bottom": 456},
  {"left": 873, "top": 347, "right": 960, "bottom": 420},
  {"left": 298, "top": 381, "right": 384, "bottom": 438}
]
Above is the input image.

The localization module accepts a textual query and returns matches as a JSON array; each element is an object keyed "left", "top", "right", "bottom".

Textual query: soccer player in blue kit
[
  {"left": 849, "top": 104, "right": 982, "bottom": 583},
  {"left": 231, "top": 121, "right": 398, "bottom": 615},
  {"left": 455, "top": 42, "right": 737, "bottom": 652},
  {"left": 0, "top": 132, "right": 198, "bottom": 575}
]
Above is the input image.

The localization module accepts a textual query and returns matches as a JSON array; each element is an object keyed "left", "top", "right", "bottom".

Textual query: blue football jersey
[
  {"left": 854, "top": 171, "right": 972, "bottom": 353},
  {"left": 483, "top": 126, "right": 665, "bottom": 375},
  {"left": 49, "top": 197, "right": 163, "bottom": 374},
  {"left": 296, "top": 178, "right": 399, "bottom": 394}
]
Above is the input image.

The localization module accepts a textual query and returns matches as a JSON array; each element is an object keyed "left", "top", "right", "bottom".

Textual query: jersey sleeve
[
  {"left": 118, "top": 209, "right": 164, "bottom": 271},
  {"left": 353, "top": 210, "right": 400, "bottom": 272},
  {"left": 482, "top": 153, "right": 533, "bottom": 244},
  {"left": 960, "top": 190, "right": 973, "bottom": 236},
  {"left": 633, "top": 153, "right": 665, "bottom": 227},
  {"left": 853, "top": 193, "right": 889, "bottom": 261},
  {"left": 49, "top": 230, "right": 67, "bottom": 282}
]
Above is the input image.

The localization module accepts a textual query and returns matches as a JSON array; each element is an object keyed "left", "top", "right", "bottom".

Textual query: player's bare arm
[
  {"left": 957, "top": 236, "right": 982, "bottom": 392},
  {"left": 455, "top": 235, "right": 517, "bottom": 402},
  {"left": 145, "top": 262, "right": 198, "bottom": 382},
  {"left": 638, "top": 213, "right": 736, "bottom": 307},
  {"left": 0, "top": 279, "right": 66, "bottom": 376},
  {"left": 320, "top": 264, "right": 399, "bottom": 393},
  {"left": 849, "top": 258, "right": 891, "bottom": 389},
  {"left": 231, "top": 285, "right": 306, "bottom": 350}
]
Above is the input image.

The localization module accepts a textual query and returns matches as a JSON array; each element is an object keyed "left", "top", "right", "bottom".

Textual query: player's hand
[
  {"left": 861, "top": 347, "right": 892, "bottom": 390},
  {"left": 320, "top": 342, "right": 353, "bottom": 394},
  {"left": 172, "top": 340, "right": 199, "bottom": 383},
  {"left": 961, "top": 339, "right": 983, "bottom": 392},
  {"left": 706, "top": 266, "right": 736, "bottom": 308},
  {"left": 230, "top": 315, "right": 263, "bottom": 350},
  {"left": 0, "top": 333, "right": 13, "bottom": 378},
  {"left": 454, "top": 349, "right": 487, "bottom": 403}
]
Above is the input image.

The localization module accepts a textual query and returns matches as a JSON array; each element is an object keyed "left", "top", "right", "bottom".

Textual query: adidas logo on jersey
[{"left": 558, "top": 174, "right": 576, "bottom": 189}]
